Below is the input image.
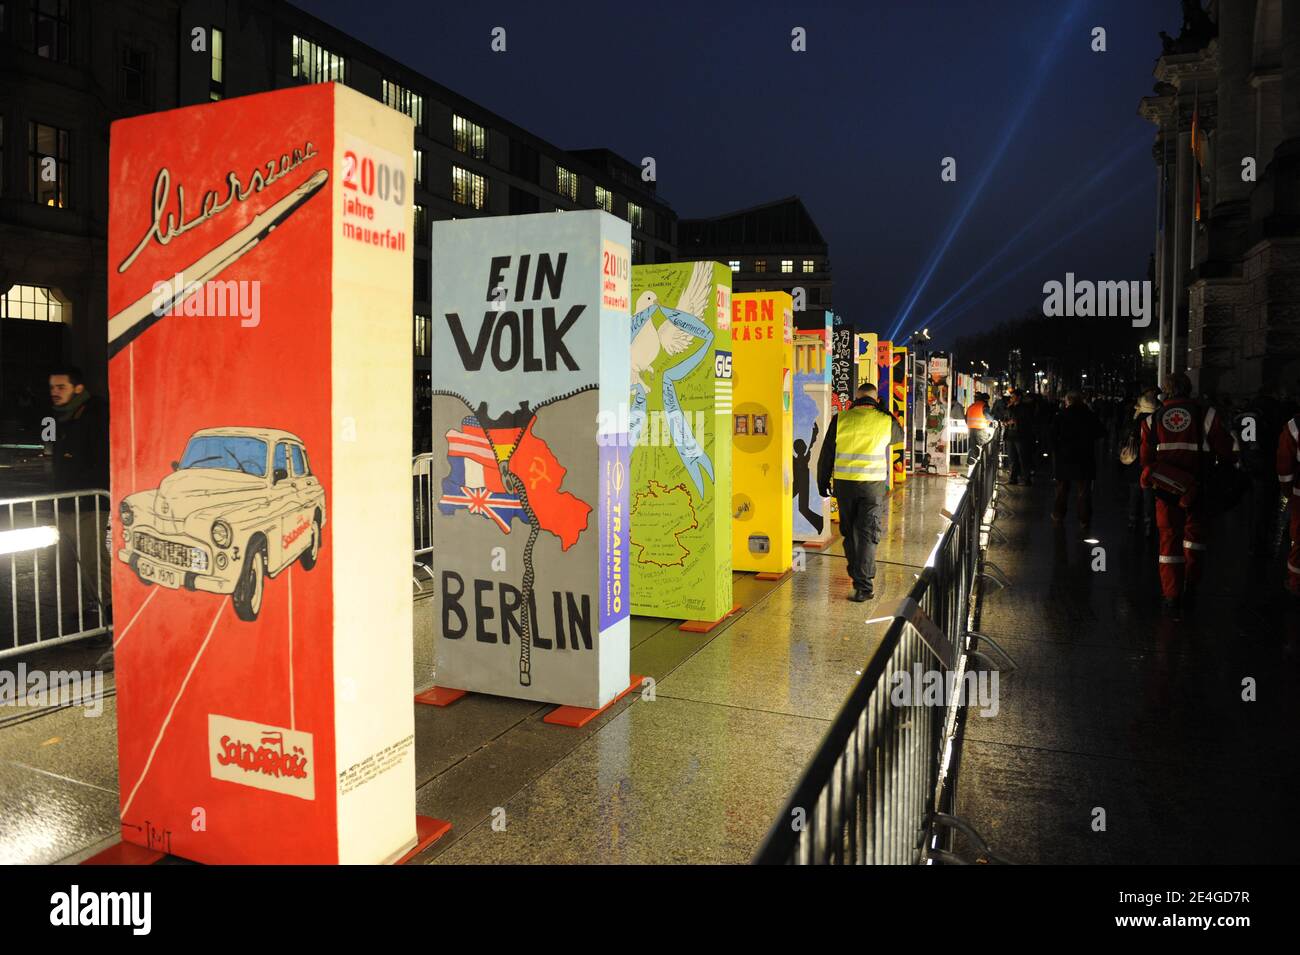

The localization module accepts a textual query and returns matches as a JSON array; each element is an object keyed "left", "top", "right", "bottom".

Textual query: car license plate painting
[
  {"left": 107, "top": 84, "right": 416, "bottom": 864},
  {"left": 430, "top": 211, "right": 632, "bottom": 709}
]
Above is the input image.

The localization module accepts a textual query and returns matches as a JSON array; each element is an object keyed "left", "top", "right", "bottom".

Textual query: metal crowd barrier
[
  {"left": 753, "top": 431, "right": 1006, "bottom": 864},
  {"left": 413, "top": 452, "right": 436, "bottom": 563},
  {"left": 412, "top": 453, "right": 439, "bottom": 595},
  {"left": 0, "top": 490, "right": 112, "bottom": 660},
  {"left": 947, "top": 418, "right": 970, "bottom": 468}
]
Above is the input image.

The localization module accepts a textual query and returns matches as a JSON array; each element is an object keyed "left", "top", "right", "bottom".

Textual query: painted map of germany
[{"left": 630, "top": 481, "right": 699, "bottom": 568}]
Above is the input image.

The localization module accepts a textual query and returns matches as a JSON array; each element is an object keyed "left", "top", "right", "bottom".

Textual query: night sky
[{"left": 292, "top": 0, "right": 1183, "bottom": 346}]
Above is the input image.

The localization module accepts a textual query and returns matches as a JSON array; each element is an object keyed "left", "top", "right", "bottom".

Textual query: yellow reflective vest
[{"left": 832, "top": 404, "right": 894, "bottom": 482}]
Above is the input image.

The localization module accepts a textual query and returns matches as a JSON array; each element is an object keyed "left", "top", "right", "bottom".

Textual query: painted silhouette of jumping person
[{"left": 793, "top": 421, "right": 823, "bottom": 533}]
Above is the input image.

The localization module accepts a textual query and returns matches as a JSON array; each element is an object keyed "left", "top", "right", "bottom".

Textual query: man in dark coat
[
  {"left": 1004, "top": 389, "right": 1037, "bottom": 485},
  {"left": 49, "top": 367, "right": 108, "bottom": 491},
  {"left": 1049, "top": 391, "right": 1106, "bottom": 529},
  {"left": 48, "top": 366, "right": 111, "bottom": 618}
]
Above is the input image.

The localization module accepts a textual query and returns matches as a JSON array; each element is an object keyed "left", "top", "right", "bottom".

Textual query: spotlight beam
[
  {"left": 913, "top": 138, "right": 1146, "bottom": 332},
  {"left": 920, "top": 180, "right": 1149, "bottom": 339},
  {"left": 888, "top": 0, "right": 1084, "bottom": 342}
]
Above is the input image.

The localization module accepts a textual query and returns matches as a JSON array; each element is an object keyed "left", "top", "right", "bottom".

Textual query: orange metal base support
[
  {"left": 678, "top": 603, "right": 742, "bottom": 633},
  {"left": 543, "top": 674, "right": 645, "bottom": 728},
  {"left": 755, "top": 570, "right": 792, "bottom": 582},
  {"left": 396, "top": 815, "right": 453, "bottom": 864},
  {"left": 415, "top": 686, "right": 468, "bottom": 707},
  {"left": 80, "top": 841, "right": 166, "bottom": 865}
]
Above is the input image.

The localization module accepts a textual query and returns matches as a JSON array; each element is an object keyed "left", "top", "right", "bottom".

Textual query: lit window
[
  {"left": 291, "top": 35, "right": 346, "bottom": 84},
  {"left": 414, "top": 148, "right": 425, "bottom": 189},
  {"left": 28, "top": 121, "right": 69, "bottom": 208},
  {"left": 728, "top": 260, "right": 740, "bottom": 273},
  {"left": 413, "top": 204, "right": 428, "bottom": 245},
  {"left": 780, "top": 259, "right": 793, "bottom": 274},
  {"left": 628, "top": 201, "right": 643, "bottom": 230},
  {"left": 754, "top": 259, "right": 767, "bottom": 273},
  {"left": 595, "top": 185, "right": 613, "bottom": 213},
  {"left": 555, "top": 165, "right": 578, "bottom": 202},
  {"left": 384, "top": 79, "right": 424, "bottom": 132},
  {"left": 452, "top": 166, "right": 487, "bottom": 209},
  {"left": 211, "top": 27, "right": 224, "bottom": 88},
  {"left": 802, "top": 259, "right": 815, "bottom": 273},
  {"left": 452, "top": 115, "right": 487, "bottom": 160},
  {"left": 0, "top": 284, "right": 65, "bottom": 322}
]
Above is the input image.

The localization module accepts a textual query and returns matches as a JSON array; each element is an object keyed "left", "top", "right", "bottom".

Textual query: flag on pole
[{"left": 1190, "top": 100, "right": 1204, "bottom": 223}]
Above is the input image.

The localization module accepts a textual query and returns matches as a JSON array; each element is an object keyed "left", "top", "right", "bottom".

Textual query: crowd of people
[{"left": 965, "top": 375, "right": 1300, "bottom": 618}]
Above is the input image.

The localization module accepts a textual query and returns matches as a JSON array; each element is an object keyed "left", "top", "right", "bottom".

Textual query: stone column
[
  {"left": 1173, "top": 125, "right": 1192, "bottom": 376},
  {"left": 1210, "top": 9, "right": 1255, "bottom": 263}
]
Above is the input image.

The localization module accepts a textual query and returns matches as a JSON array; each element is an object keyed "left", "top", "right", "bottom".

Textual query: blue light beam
[
  {"left": 917, "top": 179, "right": 1149, "bottom": 340},
  {"left": 887, "top": 0, "right": 1085, "bottom": 342},
  {"left": 913, "top": 138, "right": 1145, "bottom": 332}
]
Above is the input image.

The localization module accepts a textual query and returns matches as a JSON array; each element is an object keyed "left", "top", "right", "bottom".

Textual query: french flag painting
[{"left": 438, "top": 417, "right": 526, "bottom": 533}]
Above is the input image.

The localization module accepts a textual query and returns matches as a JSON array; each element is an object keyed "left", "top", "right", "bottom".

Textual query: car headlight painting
[
  {"left": 120, "top": 501, "right": 134, "bottom": 527},
  {"left": 212, "top": 519, "right": 233, "bottom": 549}
]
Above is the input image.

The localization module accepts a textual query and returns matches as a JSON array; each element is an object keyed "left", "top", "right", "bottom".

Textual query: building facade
[
  {"left": 678, "top": 197, "right": 833, "bottom": 331},
  {"left": 1141, "top": 0, "right": 1300, "bottom": 399},
  {"left": 0, "top": 0, "right": 677, "bottom": 451}
]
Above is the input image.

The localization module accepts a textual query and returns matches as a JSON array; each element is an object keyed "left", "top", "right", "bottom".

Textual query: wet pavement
[
  {"left": 955, "top": 465, "right": 1300, "bottom": 864},
  {"left": 0, "top": 473, "right": 963, "bottom": 865},
  {"left": 9, "top": 461, "right": 1286, "bottom": 866}
]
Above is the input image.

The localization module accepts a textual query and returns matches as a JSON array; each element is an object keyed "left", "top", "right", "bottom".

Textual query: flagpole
[
  {"left": 1157, "top": 126, "right": 1167, "bottom": 385},
  {"left": 1171, "top": 101, "right": 1184, "bottom": 381},
  {"left": 1190, "top": 84, "right": 1199, "bottom": 270}
]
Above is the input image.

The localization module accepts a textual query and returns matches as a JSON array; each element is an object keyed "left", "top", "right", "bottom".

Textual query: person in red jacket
[
  {"left": 1139, "top": 372, "right": 1236, "bottom": 615},
  {"left": 1276, "top": 411, "right": 1300, "bottom": 596}
]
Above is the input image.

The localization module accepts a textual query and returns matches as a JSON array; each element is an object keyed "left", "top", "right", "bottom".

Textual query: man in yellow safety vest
[{"left": 818, "top": 383, "right": 904, "bottom": 601}]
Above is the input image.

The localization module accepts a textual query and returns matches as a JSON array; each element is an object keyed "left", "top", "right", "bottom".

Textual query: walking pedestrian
[
  {"left": 818, "top": 383, "right": 904, "bottom": 602},
  {"left": 1140, "top": 372, "right": 1236, "bottom": 616},
  {"left": 1005, "top": 389, "right": 1036, "bottom": 485},
  {"left": 1121, "top": 389, "right": 1158, "bottom": 535},
  {"left": 965, "top": 392, "right": 993, "bottom": 465},
  {"left": 1273, "top": 401, "right": 1300, "bottom": 597},
  {"left": 1049, "top": 391, "right": 1106, "bottom": 529},
  {"left": 1234, "top": 392, "right": 1284, "bottom": 557}
]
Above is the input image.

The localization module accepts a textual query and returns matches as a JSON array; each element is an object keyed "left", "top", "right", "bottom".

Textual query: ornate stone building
[{"left": 1140, "top": 0, "right": 1300, "bottom": 398}]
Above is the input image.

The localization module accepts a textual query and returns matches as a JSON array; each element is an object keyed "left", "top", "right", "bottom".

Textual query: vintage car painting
[{"left": 117, "top": 427, "right": 326, "bottom": 621}]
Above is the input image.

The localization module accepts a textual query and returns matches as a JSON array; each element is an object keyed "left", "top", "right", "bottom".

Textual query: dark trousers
[
  {"left": 1126, "top": 482, "right": 1155, "bottom": 531},
  {"left": 1008, "top": 438, "right": 1034, "bottom": 483},
  {"left": 1053, "top": 479, "right": 1093, "bottom": 524},
  {"left": 1246, "top": 475, "right": 1279, "bottom": 556},
  {"left": 836, "top": 479, "right": 888, "bottom": 592}
]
